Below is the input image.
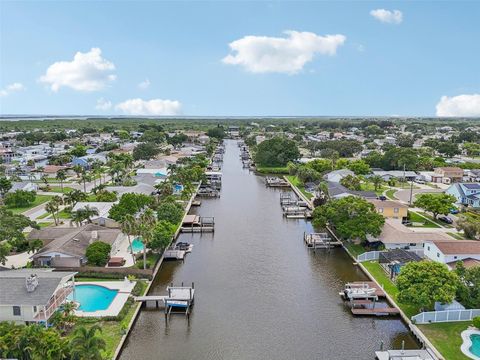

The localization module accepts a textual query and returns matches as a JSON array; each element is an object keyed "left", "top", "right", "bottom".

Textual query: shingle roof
[
  {"left": 372, "top": 219, "right": 451, "bottom": 244},
  {"left": 368, "top": 199, "right": 408, "bottom": 209},
  {"left": 463, "top": 183, "right": 480, "bottom": 190},
  {"left": 432, "top": 240, "right": 480, "bottom": 255},
  {"left": 0, "top": 269, "right": 75, "bottom": 306}
]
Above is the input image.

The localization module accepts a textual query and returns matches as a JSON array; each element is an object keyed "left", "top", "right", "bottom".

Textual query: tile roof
[{"left": 432, "top": 240, "right": 480, "bottom": 255}]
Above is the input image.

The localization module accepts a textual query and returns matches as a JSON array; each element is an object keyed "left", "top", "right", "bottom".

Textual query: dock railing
[{"left": 412, "top": 309, "right": 480, "bottom": 324}]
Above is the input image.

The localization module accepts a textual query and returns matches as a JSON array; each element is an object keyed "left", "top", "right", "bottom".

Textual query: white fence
[
  {"left": 356, "top": 249, "right": 425, "bottom": 263},
  {"left": 412, "top": 309, "right": 480, "bottom": 324}
]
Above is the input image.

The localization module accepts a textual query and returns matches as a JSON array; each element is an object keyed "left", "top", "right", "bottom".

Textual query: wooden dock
[
  {"left": 351, "top": 306, "right": 400, "bottom": 316},
  {"left": 304, "top": 232, "right": 342, "bottom": 249},
  {"left": 341, "top": 281, "right": 386, "bottom": 298},
  {"left": 265, "top": 177, "right": 290, "bottom": 187},
  {"left": 181, "top": 215, "right": 215, "bottom": 233}
]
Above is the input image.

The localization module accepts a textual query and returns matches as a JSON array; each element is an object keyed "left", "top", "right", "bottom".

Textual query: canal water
[{"left": 120, "top": 140, "right": 418, "bottom": 360}]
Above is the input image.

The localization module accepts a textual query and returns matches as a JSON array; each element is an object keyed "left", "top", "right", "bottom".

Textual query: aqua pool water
[
  {"left": 129, "top": 238, "right": 144, "bottom": 253},
  {"left": 68, "top": 284, "right": 118, "bottom": 311},
  {"left": 470, "top": 334, "right": 480, "bottom": 357}
]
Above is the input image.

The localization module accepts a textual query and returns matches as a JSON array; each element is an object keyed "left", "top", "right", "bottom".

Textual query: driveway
[{"left": 394, "top": 188, "right": 444, "bottom": 204}]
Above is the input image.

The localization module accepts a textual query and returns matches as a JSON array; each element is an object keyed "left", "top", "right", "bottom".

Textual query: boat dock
[
  {"left": 265, "top": 176, "right": 290, "bottom": 187},
  {"left": 375, "top": 348, "right": 437, "bottom": 360},
  {"left": 283, "top": 205, "right": 312, "bottom": 219},
  {"left": 350, "top": 299, "right": 400, "bottom": 316},
  {"left": 181, "top": 215, "right": 215, "bottom": 233},
  {"left": 163, "top": 249, "right": 186, "bottom": 260},
  {"left": 304, "top": 232, "right": 342, "bottom": 249},
  {"left": 134, "top": 283, "right": 195, "bottom": 319},
  {"left": 197, "top": 187, "right": 220, "bottom": 197},
  {"left": 340, "top": 281, "right": 387, "bottom": 299}
]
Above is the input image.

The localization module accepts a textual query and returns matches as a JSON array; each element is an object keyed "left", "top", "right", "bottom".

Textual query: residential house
[
  {"left": 29, "top": 224, "right": 124, "bottom": 267},
  {"left": 71, "top": 202, "right": 119, "bottom": 228},
  {"left": 431, "top": 167, "right": 464, "bottom": 184},
  {"left": 9, "top": 181, "right": 38, "bottom": 193},
  {"left": 445, "top": 182, "right": 480, "bottom": 208},
  {"left": 367, "top": 219, "right": 451, "bottom": 250},
  {"left": 371, "top": 170, "right": 417, "bottom": 182},
  {"left": 71, "top": 152, "right": 107, "bottom": 169},
  {"left": 0, "top": 269, "right": 76, "bottom": 324},
  {"left": 424, "top": 240, "right": 480, "bottom": 269},
  {"left": 368, "top": 199, "right": 408, "bottom": 221},
  {"left": 325, "top": 169, "right": 354, "bottom": 183},
  {"left": 326, "top": 181, "right": 377, "bottom": 200}
]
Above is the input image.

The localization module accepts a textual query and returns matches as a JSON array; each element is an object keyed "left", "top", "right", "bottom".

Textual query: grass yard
[
  {"left": 419, "top": 212, "right": 454, "bottom": 228},
  {"left": 385, "top": 189, "right": 398, "bottom": 200},
  {"left": 285, "top": 175, "right": 314, "bottom": 200},
  {"left": 360, "top": 183, "right": 388, "bottom": 196},
  {"left": 408, "top": 211, "right": 441, "bottom": 228},
  {"left": 58, "top": 209, "right": 71, "bottom": 219},
  {"left": 256, "top": 166, "right": 289, "bottom": 174},
  {"left": 8, "top": 195, "right": 53, "bottom": 214},
  {"left": 418, "top": 322, "right": 471, "bottom": 360},
  {"left": 38, "top": 221, "right": 54, "bottom": 228},
  {"left": 447, "top": 232, "right": 466, "bottom": 240},
  {"left": 46, "top": 186, "right": 75, "bottom": 193},
  {"left": 343, "top": 242, "right": 365, "bottom": 257},
  {"left": 362, "top": 261, "right": 419, "bottom": 318}
]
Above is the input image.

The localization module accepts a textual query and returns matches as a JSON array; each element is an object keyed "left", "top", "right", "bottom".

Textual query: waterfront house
[
  {"left": 0, "top": 269, "right": 76, "bottom": 324},
  {"left": 326, "top": 181, "right": 376, "bottom": 200},
  {"left": 431, "top": 167, "right": 464, "bottom": 184},
  {"left": 445, "top": 182, "right": 480, "bottom": 208},
  {"left": 29, "top": 224, "right": 124, "bottom": 267},
  {"left": 367, "top": 199, "right": 408, "bottom": 221},
  {"left": 371, "top": 170, "right": 417, "bottom": 182},
  {"left": 424, "top": 240, "right": 480, "bottom": 269},
  {"left": 367, "top": 219, "right": 451, "bottom": 250}
]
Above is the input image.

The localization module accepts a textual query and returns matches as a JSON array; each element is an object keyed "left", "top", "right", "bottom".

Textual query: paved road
[{"left": 394, "top": 188, "right": 443, "bottom": 204}]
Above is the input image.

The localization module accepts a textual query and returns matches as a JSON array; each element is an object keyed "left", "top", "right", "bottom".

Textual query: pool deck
[{"left": 73, "top": 280, "right": 135, "bottom": 317}]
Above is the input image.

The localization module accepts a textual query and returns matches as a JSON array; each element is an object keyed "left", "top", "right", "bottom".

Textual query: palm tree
[
  {"left": 56, "top": 169, "right": 67, "bottom": 193},
  {"left": 45, "top": 200, "right": 60, "bottom": 225},
  {"left": 65, "top": 189, "right": 87, "bottom": 208},
  {"left": 120, "top": 214, "right": 137, "bottom": 264},
  {"left": 78, "top": 172, "right": 92, "bottom": 193},
  {"left": 69, "top": 325, "right": 106, "bottom": 360},
  {"left": 139, "top": 209, "right": 156, "bottom": 269},
  {"left": 70, "top": 210, "right": 85, "bottom": 227},
  {"left": 369, "top": 175, "right": 384, "bottom": 191},
  {"left": 82, "top": 205, "right": 99, "bottom": 223}
]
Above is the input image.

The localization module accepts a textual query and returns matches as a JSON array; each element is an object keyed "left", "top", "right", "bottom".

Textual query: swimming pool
[
  {"left": 461, "top": 330, "right": 480, "bottom": 360},
  {"left": 67, "top": 284, "right": 118, "bottom": 312},
  {"left": 470, "top": 334, "right": 480, "bottom": 357},
  {"left": 129, "top": 238, "right": 144, "bottom": 253}
]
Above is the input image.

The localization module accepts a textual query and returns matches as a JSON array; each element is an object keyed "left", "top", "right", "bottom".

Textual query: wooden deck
[
  {"left": 343, "top": 281, "right": 386, "bottom": 298},
  {"left": 351, "top": 307, "right": 400, "bottom": 316}
]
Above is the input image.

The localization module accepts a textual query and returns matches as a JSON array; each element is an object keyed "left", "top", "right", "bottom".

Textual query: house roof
[
  {"left": 42, "top": 165, "right": 67, "bottom": 174},
  {"left": 326, "top": 181, "right": 377, "bottom": 199},
  {"left": 368, "top": 199, "right": 408, "bottom": 209},
  {"left": 29, "top": 224, "right": 122, "bottom": 259},
  {"left": 72, "top": 202, "right": 116, "bottom": 219},
  {"left": 0, "top": 269, "right": 75, "bottom": 306},
  {"left": 463, "top": 183, "right": 480, "bottom": 190},
  {"left": 431, "top": 240, "right": 480, "bottom": 255},
  {"left": 447, "top": 258, "right": 480, "bottom": 270},
  {"left": 370, "top": 219, "right": 451, "bottom": 244}
]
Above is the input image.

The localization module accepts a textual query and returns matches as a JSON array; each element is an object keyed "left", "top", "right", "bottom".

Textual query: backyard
[
  {"left": 8, "top": 194, "right": 53, "bottom": 214},
  {"left": 418, "top": 322, "right": 471, "bottom": 360},
  {"left": 408, "top": 211, "right": 441, "bottom": 228},
  {"left": 285, "top": 175, "right": 313, "bottom": 200}
]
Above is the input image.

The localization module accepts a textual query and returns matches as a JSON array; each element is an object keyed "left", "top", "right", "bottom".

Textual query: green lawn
[
  {"left": 447, "top": 232, "right": 466, "bottom": 240},
  {"left": 8, "top": 195, "right": 53, "bottom": 214},
  {"left": 362, "top": 261, "right": 419, "bottom": 318},
  {"left": 360, "top": 183, "right": 388, "bottom": 196},
  {"left": 46, "top": 186, "right": 75, "bottom": 193},
  {"left": 58, "top": 209, "right": 71, "bottom": 219},
  {"left": 285, "top": 175, "right": 313, "bottom": 200},
  {"left": 385, "top": 189, "right": 398, "bottom": 200},
  {"left": 344, "top": 242, "right": 365, "bottom": 257},
  {"left": 408, "top": 211, "right": 441, "bottom": 228},
  {"left": 419, "top": 212, "right": 454, "bottom": 228},
  {"left": 256, "top": 166, "right": 289, "bottom": 174},
  {"left": 418, "top": 322, "right": 471, "bottom": 360},
  {"left": 38, "top": 222, "right": 54, "bottom": 228}
]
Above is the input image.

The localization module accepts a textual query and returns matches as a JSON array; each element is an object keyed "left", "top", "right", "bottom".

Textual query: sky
[{"left": 1, "top": 1, "right": 479, "bottom": 117}]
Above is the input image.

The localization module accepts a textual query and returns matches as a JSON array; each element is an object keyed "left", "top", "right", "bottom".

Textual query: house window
[
  {"left": 33, "top": 306, "right": 37, "bottom": 313},
  {"left": 13, "top": 306, "right": 21, "bottom": 316},
  {"left": 437, "top": 252, "right": 440, "bottom": 258},
  {"left": 454, "top": 256, "right": 458, "bottom": 259},
  {"left": 394, "top": 208, "right": 399, "bottom": 213},
  {"left": 378, "top": 208, "right": 384, "bottom": 213},
  {"left": 427, "top": 246, "right": 430, "bottom": 251}
]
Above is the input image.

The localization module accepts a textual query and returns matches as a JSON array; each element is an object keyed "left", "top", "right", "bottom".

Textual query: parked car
[
  {"left": 438, "top": 215, "right": 453, "bottom": 224},
  {"left": 415, "top": 179, "right": 426, "bottom": 184},
  {"left": 449, "top": 208, "right": 459, "bottom": 214},
  {"left": 377, "top": 195, "right": 387, "bottom": 201}
]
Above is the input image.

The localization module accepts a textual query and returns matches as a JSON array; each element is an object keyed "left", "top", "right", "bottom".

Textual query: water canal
[{"left": 120, "top": 140, "right": 418, "bottom": 360}]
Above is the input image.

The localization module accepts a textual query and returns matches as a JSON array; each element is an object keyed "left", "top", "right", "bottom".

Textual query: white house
[
  {"left": 0, "top": 269, "right": 76, "bottom": 324},
  {"left": 325, "top": 169, "right": 354, "bottom": 183},
  {"left": 424, "top": 240, "right": 480, "bottom": 268}
]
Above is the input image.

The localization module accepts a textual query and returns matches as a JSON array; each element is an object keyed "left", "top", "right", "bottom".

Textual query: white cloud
[
  {"left": 96, "top": 98, "right": 112, "bottom": 111},
  {"left": 0, "top": 82, "right": 26, "bottom": 97},
  {"left": 436, "top": 94, "right": 480, "bottom": 117},
  {"left": 39, "top": 48, "right": 116, "bottom": 92},
  {"left": 222, "top": 30, "right": 346, "bottom": 74},
  {"left": 138, "top": 78, "right": 150, "bottom": 89},
  {"left": 370, "top": 9, "right": 403, "bottom": 24},
  {"left": 115, "top": 98, "right": 182, "bottom": 116}
]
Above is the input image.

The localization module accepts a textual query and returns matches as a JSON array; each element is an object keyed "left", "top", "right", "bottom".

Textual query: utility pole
[{"left": 409, "top": 179, "right": 414, "bottom": 206}]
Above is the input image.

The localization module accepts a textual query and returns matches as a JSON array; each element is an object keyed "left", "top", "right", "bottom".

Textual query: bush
[
  {"left": 4, "top": 190, "right": 36, "bottom": 208},
  {"left": 131, "top": 280, "right": 147, "bottom": 296},
  {"left": 85, "top": 241, "right": 111, "bottom": 266},
  {"left": 157, "top": 201, "right": 184, "bottom": 224},
  {"left": 473, "top": 317, "right": 480, "bottom": 329},
  {"left": 135, "top": 260, "right": 150, "bottom": 269}
]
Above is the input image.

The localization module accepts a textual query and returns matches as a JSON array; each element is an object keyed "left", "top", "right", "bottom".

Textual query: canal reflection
[{"left": 120, "top": 140, "right": 418, "bottom": 360}]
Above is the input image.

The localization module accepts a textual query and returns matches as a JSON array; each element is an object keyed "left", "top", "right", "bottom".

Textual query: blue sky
[{"left": 1, "top": 1, "right": 479, "bottom": 117}]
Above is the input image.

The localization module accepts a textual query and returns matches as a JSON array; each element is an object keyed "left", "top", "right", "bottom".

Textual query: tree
[
  {"left": 70, "top": 144, "right": 87, "bottom": 157},
  {"left": 132, "top": 142, "right": 160, "bottom": 161},
  {"left": 455, "top": 262, "right": 480, "bottom": 309},
  {"left": 56, "top": 169, "right": 67, "bottom": 193},
  {"left": 138, "top": 209, "right": 156, "bottom": 269},
  {"left": 456, "top": 215, "right": 480, "bottom": 239},
  {"left": 4, "top": 190, "right": 36, "bottom": 208},
  {"left": 45, "top": 196, "right": 62, "bottom": 226},
  {"left": 320, "top": 149, "right": 339, "bottom": 170},
  {"left": 0, "top": 177, "right": 12, "bottom": 197},
  {"left": 312, "top": 196, "right": 385, "bottom": 241},
  {"left": 296, "top": 165, "right": 320, "bottom": 183},
  {"left": 396, "top": 134, "right": 415, "bottom": 148},
  {"left": 463, "top": 142, "right": 480, "bottom": 158},
  {"left": 108, "top": 193, "right": 152, "bottom": 222},
  {"left": 207, "top": 126, "right": 225, "bottom": 140},
  {"left": 120, "top": 214, "right": 138, "bottom": 264},
  {"left": 64, "top": 189, "right": 87, "bottom": 208},
  {"left": 414, "top": 193, "right": 456, "bottom": 219},
  {"left": 347, "top": 160, "right": 371, "bottom": 175},
  {"left": 150, "top": 220, "right": 176, "bottom": 250},
  {"left": 69, "top": 325, "right": 106, "bottom": 360},
  {"left": 368, "top": 175, "right": 384, "bottom": 191},
  {"left": 85, "top": 241, "right": 111, "bottom": 266},
  {"left": 340, "top": 174, "right": 361, "bottom": 191},
  {"left": 397, "top": 261, "right": 459, "bottom": 311},
  {"left": 157, "top": 201, "right": 184, "bottom": 224},
  {"left": 254, "top": 137, "right": 300, "bottom": 167}
]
